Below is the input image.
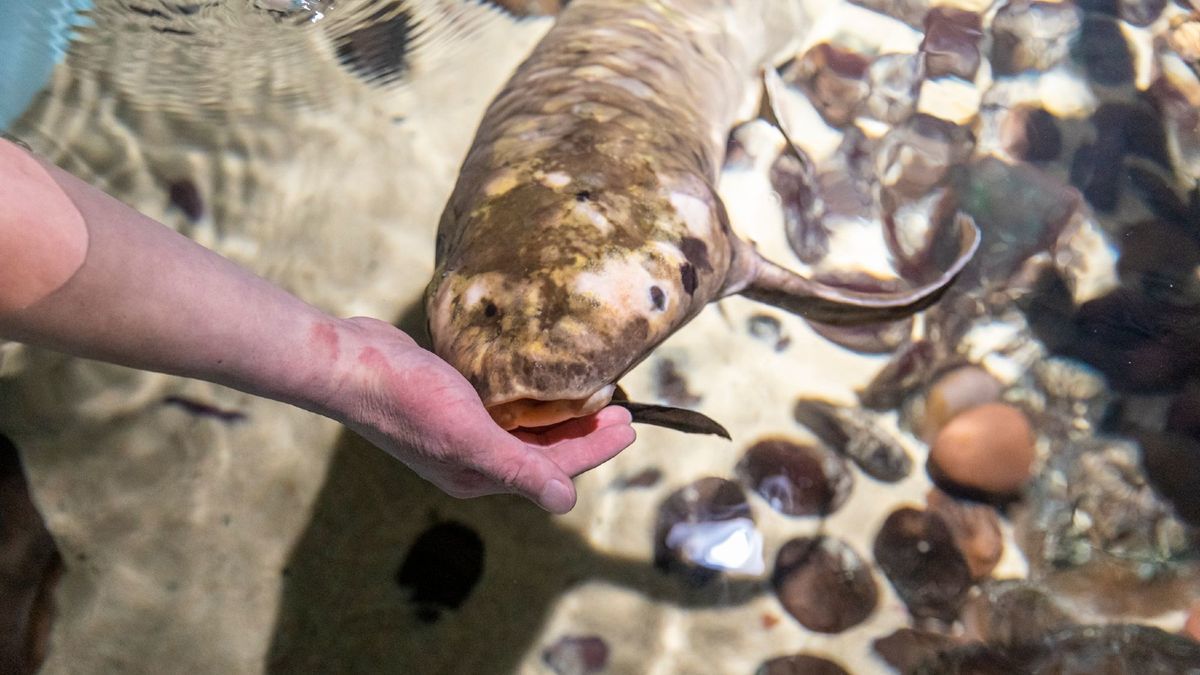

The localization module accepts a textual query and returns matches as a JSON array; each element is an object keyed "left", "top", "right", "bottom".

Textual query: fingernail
[{"left": 539, "top": 479, "right": 574, "bottom": 514}]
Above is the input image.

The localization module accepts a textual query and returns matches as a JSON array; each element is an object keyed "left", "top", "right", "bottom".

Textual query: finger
[
  {"left": 463, "top": 434, "right": 580, "bottom": 513},
  {"left": 536, "top": 422, "right": 636, "bottom": 477}
]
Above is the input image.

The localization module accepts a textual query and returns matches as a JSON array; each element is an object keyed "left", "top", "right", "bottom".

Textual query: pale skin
[{"left": 0, "top": 138, "right": 636, "bottom": 514}]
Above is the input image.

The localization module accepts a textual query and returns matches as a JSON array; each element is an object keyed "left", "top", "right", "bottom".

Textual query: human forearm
[{"left": 0, "top": 140, "right": 344, "bottom": 413}]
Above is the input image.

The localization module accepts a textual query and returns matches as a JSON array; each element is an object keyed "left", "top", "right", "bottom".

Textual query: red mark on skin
[{"left": 309, "top": 322, "right": 341, "bottom": 361}]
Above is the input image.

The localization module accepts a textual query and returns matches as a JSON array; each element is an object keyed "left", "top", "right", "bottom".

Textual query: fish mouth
[{"left": 487, "top": 385, "right": 616, "bottom": 431}]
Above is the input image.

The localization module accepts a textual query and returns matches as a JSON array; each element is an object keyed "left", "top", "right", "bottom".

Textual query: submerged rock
[
  {"left": 655, "top": 478, "right": 760, "bottom": 584},
  {"left": 756, "top": 654, "right": 850, "bottom": 675},
  {"left": 990, "top": 1, "right": 1082, "bottom": 76},
  {"left": 793, "top": 399, "right": 913, "bottom": 482},
  {"left": 772, "top": 537, "right": 878, "bottom": 633},
  {"left": 874, "top": 507, "right": 973, "bottom": 621},
  {"left": 928, "top": 402, "right": 1037, "bottom": 498},
  {"left": 921, "top": 7, "right": 984, "bottom": 80},
  {"left": 542, "top": 635, "right": 609, "bottom": 675},
  {"left": 736, "top": 438, "right": 853, "bottom": 517}
]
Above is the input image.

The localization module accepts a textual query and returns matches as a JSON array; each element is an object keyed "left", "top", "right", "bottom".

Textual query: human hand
[{"left": 322, "top": 317, "right": 636, "bottom": 513}]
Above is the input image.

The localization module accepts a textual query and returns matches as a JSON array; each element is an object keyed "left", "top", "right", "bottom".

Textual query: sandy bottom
[{"left": 1, "top": 1, "right": 1197, "bottom": 673}]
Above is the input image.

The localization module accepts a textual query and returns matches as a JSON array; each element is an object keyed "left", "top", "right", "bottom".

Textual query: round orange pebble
[
  {"left": 921, "top": 366, "right": 1004, "bottom": 442},
  {"left": 929, "top": 403, "right": 1035, "bottom": 496}
]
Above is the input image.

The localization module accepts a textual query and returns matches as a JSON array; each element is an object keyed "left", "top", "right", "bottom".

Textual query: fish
[{"left": 425, "top": 0, "right": 980, "bottom": 432}]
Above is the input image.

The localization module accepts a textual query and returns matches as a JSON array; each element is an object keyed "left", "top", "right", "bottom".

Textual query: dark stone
[
  {"left": 394, "top": 521, "right": 484, "bottom": 622},
  {"left": 865, "top": 54, "right": 924, "bottom": 125},
  {"left": 1076, "top": 15, "right": 1135, "bottom": 87},
  {"left": 654, "top": 478, "right": 752, "bottom": 585},
  {"left": 756, "top": 653, "right": 850, "bottom": 675},
  {"left": 991, "top": 1, "right": 1082, "bottom": 76},
  {"left": 653, "top": 358, "right": 701, "bottom": 408},
  {"left": 747, "top": 313, "right": 790, "bottom": 352},
  {"left": 771, "top": 150, "right": 828, "bottom": 265},
  {"left": 1126, "top": 166, "right": 1195, "bottom": 228},
  {"left": 793, "top": 399, "right": 913, "bottom": 482},
  {"left": 335, "top": 5, "right": 414, "bottom": 84},
  {"left": 873, "top": 628, "right": 960, "bottom": 673},
  {"left": 1064, "top": 289, "right": 1200, "bottom": 392},
  {"left": 917, "top": 624, "right": 1200, "bottom": 674},
  {"left": 858, "top": 340, "right": 941, "bottom": 411},
  {"left": 1138, "top": 431, "right": 1200, "bottom": 525},
  {"left": 736, "top": 438, "right": 853, "bottom": 517},
  {"left": 964, "top": 580, "right": 1076, "bottom": 647},
  {"left": 613, "top": 467, "right": 662, "bottom": 489},
  {"left": 1119, "top": 0, "right": 1167, "bottom": 25},
  {"left": 1003, "top": 106, "right": 1063, "bottom": 162},
  {"left": 876, "top": 114, "right": 974, "bottom": 201},
  {"left": 772, "top": 537, "right": 878, "bottom": 633},
  {"left": 873, "top": 507, "right": 973, "bottom": 621},
  {"left": 781, "top": 44, "right": 872, "bottom": 127},
  {"left": 541, "top": 635, "right": 609, "bottom": 675},
  {"left": 168, "top": 179, "right": 204, "bottom": 221},
  {"left": 921, "top": 7, "right": 984, "bottom": 80},
  {"left": 1116, "top": 220, "right": 1200, "bottom": 304},
  {"left": 953, "top": 157, "right": 1081, "bottom": 285}
]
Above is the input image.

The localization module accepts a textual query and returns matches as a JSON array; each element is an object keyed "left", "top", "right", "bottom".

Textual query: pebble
[
  {"left": 1137, "top": 431, "right": 1200, "bottom": 525},
  {"left": 781, "top": 44, "right": 871, "bottom": 127},
  {"left": 929, "top": 402, "right": 1036, "bottom": 496},
  {"left": 756, "top": 654, "right": 850, "bottom": 675},
  {"left": 770, "top": 150, "right": 828, "bottom": 265},
  {"left": 653, "top": 358, "right": 701, "bottom": 408},
  {"left": 876, "top": 114, "right": 974, "bottom": 202},
  {"left": 926, "top": 489, "right": 1004, "bottom": 579},
  {"left": 873, "top": 507, "right": 973, "bottom": 621},
  {"left": 772, "top": 537, "right": 878, "bottom": 633},
  {"left": 736, "top": 438, "right": 853, "bottom": 517},
  {"left": 920, "top": 366, "right": 1004, "bottom": 442},
  {"left": 1000, "top": 105, "right": 1064, "bottom": 163},
  {"left": 990, "top": 1, "right": 1082, "bottom": 75},
  {"left": 961, "top": 580, "right": 1075, "bottom": 646},
  {"left": 921, "top": 7, "right": 984, "bottom": 80},
  {"left": 1186, "top": 601, "right": 1200, "bottom": 642},
  {"left": 542, "top": 635, "right": 609, "bottom": 675},
  {"left": 872, "top": 628, "right": 960, "bottom": 672},
  {"left": 864, "top": 54, "right": 923, "bottom": 125},
  {"left": 654, "top": 478, "right": 755, "bottom": 585},
  {"left": 794, "top": 399, "right": 914, "bottom": 482},
  {"left": 1119, "top": 0, "right": 1167, "bottom": 26}
]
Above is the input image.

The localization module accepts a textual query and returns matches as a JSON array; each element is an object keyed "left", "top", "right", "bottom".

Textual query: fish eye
[
  {"left": 650, "top": 286, "right": 666, "bottom": 311},
  {"left": 484, "top": 301, "right": 499, "bottom": 318}
]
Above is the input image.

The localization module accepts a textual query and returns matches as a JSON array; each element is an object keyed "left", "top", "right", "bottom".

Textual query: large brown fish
[{"left": 426, "top": 0, "right": 980, "bottom": 431}]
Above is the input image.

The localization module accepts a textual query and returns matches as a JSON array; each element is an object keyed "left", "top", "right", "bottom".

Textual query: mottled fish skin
[
  {"left": 428, "top": 0, "right": 792, "bottom": 412},
  {"left": 426, "top": 0, "right": 976, "bottom": 426}
]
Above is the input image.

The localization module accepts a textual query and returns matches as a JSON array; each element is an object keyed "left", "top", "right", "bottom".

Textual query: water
[{"left": 2, "top": 1, "right": 1199, "bottom": 673}]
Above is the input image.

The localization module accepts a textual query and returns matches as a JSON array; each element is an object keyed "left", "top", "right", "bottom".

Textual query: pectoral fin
[
  {"left": 735, "top": 212, "right": 981, "bottom": 325},
  {"left": 610, "top": 386, "right": 731, "bottom": 439}
]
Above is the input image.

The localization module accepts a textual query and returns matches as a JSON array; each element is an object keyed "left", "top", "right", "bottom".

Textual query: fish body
[{"left": 426, "top": 0, "right": 979, "bottom": 430}]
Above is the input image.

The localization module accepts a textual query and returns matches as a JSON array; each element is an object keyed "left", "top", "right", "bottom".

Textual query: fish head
[{"left": 426, "top": 159, "right": 733, "bottom": 430}]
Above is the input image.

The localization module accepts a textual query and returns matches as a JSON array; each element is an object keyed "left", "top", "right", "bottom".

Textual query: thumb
[{"left": 480, "top": 441, "right": 577, "bottom": 514}]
